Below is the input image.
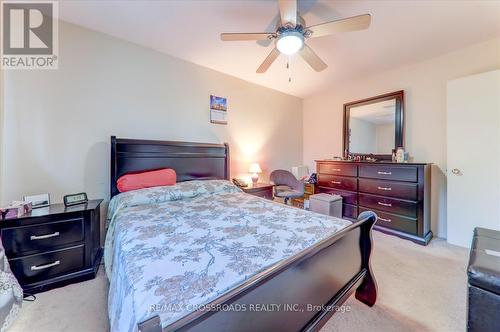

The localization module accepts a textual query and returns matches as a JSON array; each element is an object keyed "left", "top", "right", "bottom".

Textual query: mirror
[{"left": 343, "top": 91, "right": 404, "bottom": 159}]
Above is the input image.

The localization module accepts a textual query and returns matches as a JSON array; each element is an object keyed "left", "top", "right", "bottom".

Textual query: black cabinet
[{"left": 0, "top": 200, "right": 103, "bottom": 294}]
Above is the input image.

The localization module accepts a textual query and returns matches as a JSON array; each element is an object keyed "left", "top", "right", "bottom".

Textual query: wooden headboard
[{"left": 110, "top": 136, "right": 230, "bottom": 198}]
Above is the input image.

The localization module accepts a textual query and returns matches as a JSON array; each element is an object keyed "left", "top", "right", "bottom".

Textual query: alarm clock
[{"left": 63, "top": 192, "right": 88, "bottom": 207}]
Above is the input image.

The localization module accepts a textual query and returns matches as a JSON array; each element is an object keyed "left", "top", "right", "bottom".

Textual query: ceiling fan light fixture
[{"left": 276, "top": 31, "right": 304, "bottom": 55}]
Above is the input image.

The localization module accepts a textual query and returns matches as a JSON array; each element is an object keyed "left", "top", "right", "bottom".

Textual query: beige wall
[
  {"left": 3, "top": 20, "right": 498, "bottom": 241},
  {"left": 303, "top": 38, "right": 500, "bottom": 238},
  {"left": 1, "top": 21, "right": 303, "bottom": 205},
  {"left": 349, "top": 117, "right": 377, "bottom": 153},
  {"left": 376, "top": 123, "right": 395, "bottom": 154}
]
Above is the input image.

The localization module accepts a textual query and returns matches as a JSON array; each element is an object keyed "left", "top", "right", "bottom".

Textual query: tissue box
[{"left": 0, "top": 201, "right": 32, "bottom": 220}]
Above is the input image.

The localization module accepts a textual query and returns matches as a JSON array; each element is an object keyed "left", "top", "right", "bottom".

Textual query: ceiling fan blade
[
  {"left": 279, "top": 0, "right": 297, "bottom": 26},
  {"left": 221, "top": 33, "right": 275, "bottom": 41},
  {"left": 257, "top": 14, "right": 280, "bottom": 47},
  {"left": 256, "top": 48, "right": 280, "bottom": 73},
  {"left": 299, "top": 44, "right": 327, "bottom": 72},
  {"left": 306, "top": 14, "right": 371, "bottom": 38}
]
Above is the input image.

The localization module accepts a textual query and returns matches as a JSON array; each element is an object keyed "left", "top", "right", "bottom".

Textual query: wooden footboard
[{"left": 138, "top": 211, "right": 377, "bottom": 332}]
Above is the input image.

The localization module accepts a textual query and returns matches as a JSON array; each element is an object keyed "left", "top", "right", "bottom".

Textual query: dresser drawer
[
  {"left": 318, "top": 163, "right": 357, "bottom": 177},
  {"left": 316, "top": 187, "right": 358, "bottom": 205},
  {"left": 9, "top": 245, "right": 85, "bottom": 286},
  {"left": 359, "top": 165, "right": 417, "bottom": 182},
  {"left": 359, "top": 193, "right": 418, "bottom": 218},
  {"left": 359, "top": 178, "right": 418, "bottom": 200},
  {"left": 343, "top": 204, "right": 358, "bottom": 219},
  {"left": 359, "top": 207, "right": 417, "bottom": 235},
  {"left": 318, "top": 174, "right": 357, "bottom": 192},
  {"left": 2, "top": 218, "right": 84, "bottom": 257}
]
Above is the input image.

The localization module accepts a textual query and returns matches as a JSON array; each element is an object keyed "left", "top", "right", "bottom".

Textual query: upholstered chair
[{"left": 269, "top": 169, "right": 305, "bottom": 205}]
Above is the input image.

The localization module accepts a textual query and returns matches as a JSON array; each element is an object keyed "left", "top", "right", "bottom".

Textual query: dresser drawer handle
[
  {"left": 377, "top": 202, "right": 392, "bottom": 207},
  {"left": 31, "top": 260, "right": 60, "bottom": 271},
  {"left": 331, "top": 181, "right": 342, "bottom": 185},
  {"left": 377, "top": 186, "right": 392, "bottom": 191},
  {"left": 377, "top": 171, "right": 392, "bottom": 175},
  {"left": 331, "top": 168, "right": 341, "bottom": 172},
  {"left": 378, "top": 217, "right": 392, "bottom": 222},
  {"left": 30, "top": 232, "right": 60, "bottom": 240}
]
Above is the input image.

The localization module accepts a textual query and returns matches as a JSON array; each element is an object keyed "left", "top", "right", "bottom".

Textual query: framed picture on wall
[{"left": 210, "top": 95, "right": 228, "bottom": 124}]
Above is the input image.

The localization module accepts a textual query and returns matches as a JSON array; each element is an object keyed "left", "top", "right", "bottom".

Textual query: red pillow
[{"left": 117, "top": 168, "right": 176, "bottom": 193}]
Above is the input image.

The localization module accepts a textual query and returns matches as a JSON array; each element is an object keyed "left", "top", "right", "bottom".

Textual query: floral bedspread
[{"left": 105, "top": 180, "right": 351, "bottom": 332}]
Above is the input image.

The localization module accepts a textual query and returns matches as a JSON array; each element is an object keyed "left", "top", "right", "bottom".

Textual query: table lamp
[{"left": 248, "top": 163, "right": 262, "bottom": 184}]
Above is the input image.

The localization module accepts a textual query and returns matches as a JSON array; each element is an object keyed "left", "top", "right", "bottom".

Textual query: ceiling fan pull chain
[{"left": 288, "top": 56, "right": 292, "bottom": 83}]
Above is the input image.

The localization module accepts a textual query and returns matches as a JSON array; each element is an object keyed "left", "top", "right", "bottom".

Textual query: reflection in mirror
[{"left": 349, "top": 99, "right": 396, "bottom": 154}]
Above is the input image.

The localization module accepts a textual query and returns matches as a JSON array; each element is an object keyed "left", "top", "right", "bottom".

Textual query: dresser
[
  {"left": 0, "top": 200, "right": 103, "bottom": 294},
  {"left": 316, "top": 160, "right": 432, "bottom": 245},
  {"left": 241, "top": 183, "right": 274, "bottom": 200}
]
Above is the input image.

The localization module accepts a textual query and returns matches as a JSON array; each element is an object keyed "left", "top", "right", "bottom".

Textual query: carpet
[{"left": 9, "top": 232, "right": 468, "bottom": 332}]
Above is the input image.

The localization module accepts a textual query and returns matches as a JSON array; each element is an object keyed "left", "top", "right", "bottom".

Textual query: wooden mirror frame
[{"left": 343, "top": 90, "right": 404, "bottom": 160}]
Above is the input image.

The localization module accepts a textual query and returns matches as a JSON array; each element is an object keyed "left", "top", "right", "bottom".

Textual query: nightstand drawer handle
[
  {"left": 331, "top": 181, "right": 341, "bottom": 185},
  {"left": 377, "top": 171, "right": 392, "bottom": 175},
  {"left": 30, "top": 232, "right": 60, "bottom": 240},
  {"left": 331, "top": 168, "right": 341, "bottom": 172},
  {"left": 377, "top": 202, "right": 392, "bottom": 207},
  {"left": 378, "top": 217, "right": 392, "bottom": 222},
  {"left": 31, "top": 260, "right": 60, "bottom": 271},
  {"left": 377, "top": 186, "right": 392, "bottom": 191}
]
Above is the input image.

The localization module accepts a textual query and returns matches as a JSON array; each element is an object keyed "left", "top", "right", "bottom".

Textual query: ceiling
[{"left": 58, "top": 0, "right": 500, "bottom": 98}]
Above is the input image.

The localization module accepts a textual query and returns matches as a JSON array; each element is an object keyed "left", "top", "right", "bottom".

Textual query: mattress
[{"left": 104, "top": 180, "right": 350, "bottom": 332}]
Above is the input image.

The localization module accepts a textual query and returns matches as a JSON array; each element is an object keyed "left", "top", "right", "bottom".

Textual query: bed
[{"left": 107, "top": 136, "right": 377, "bottom": 332}]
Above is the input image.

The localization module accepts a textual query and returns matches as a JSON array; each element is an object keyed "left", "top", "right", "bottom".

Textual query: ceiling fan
[{"left": 220, "top": 0, "right": 371, "bottom": 73}]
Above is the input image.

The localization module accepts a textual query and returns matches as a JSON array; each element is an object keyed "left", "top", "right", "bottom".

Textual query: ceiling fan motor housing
[{"left": 276, "top": 15, "right": 306, "bottom": 31}]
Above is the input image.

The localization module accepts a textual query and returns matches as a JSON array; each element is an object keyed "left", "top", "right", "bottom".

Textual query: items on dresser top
[
  {"left": 307, "top": 172, "right": 317, "bottom": 184},
  {"left": 0, "top": 200, "right": 103, "bottom": 294},
  {"left": 240, "top": 183, "right": 274, "bottom": 200},
  {"left": 315, "top": 160, "right": 432, "bottom": 245}
]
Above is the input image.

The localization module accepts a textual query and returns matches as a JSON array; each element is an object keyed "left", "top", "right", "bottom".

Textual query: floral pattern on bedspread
[{"left": 105, "top": 180, "right": 351, "bottom": 332}]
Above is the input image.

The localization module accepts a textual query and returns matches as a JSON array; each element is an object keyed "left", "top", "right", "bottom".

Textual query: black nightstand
[
  {"left": 241, "top": 183, "right": 274, "bottom": 200},
  {"left": 0, "top": 199, "right": 103, "bottom": 294}
]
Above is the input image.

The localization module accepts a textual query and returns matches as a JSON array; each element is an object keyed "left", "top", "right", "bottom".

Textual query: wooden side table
[
  {"left": 291, "top": 183, "right": 316, "bottom": 209},
  {"left": 241, "top": 183, "right": 274, "bottom": 200}
]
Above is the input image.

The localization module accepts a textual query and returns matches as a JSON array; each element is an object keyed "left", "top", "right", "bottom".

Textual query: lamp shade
[
  {"left": 248, "top": 163, "right": 262, "bottom": 174},
  {"left": 276, "top": 31, "right": 304, "bottom": 55}
]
